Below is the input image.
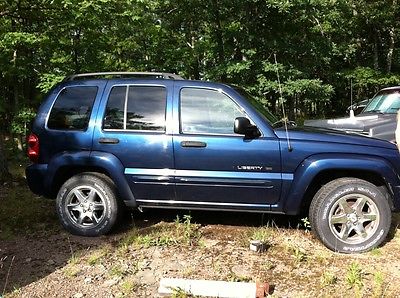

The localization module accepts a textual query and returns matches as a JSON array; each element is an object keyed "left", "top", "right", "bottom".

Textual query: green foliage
[
  {"left": 0, "top": 0, "right": 400, "bottom": 140},
  {"left": 119, "top": 215, "right": 201, "bottom": 249},
  {"left": 37, "top": 74, "right": 65, "bottom": 93},
  {"left": 11, "top": 108, "right": 36, "bottom": 136},
  {"left": 320, "top": 271, "right": 338, "bottom": 287},
  {"left": 346, "top": 262, "right": 364, "bottom": 289}
]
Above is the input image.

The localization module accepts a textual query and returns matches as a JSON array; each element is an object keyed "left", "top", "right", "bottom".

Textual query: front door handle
[
  {"left": 99, "top": 137, "right": 120, "bottom": 144},
  {"left": 180, "top": 141, "right": 207, "bottom": 148}
]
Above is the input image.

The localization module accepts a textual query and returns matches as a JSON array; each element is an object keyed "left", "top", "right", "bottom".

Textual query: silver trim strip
[
  {"left": 124, "top": 168, "right": 294, "bottom": 180},
  {"left": 136, "top": 199, "right": 276, "bottom": 209}
]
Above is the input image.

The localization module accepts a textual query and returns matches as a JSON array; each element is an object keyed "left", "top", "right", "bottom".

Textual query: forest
[{"left": 1, "top": 0, "right": 400, "bottom": 180}]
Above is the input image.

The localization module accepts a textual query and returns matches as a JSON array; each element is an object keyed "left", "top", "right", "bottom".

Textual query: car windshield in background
[
  {"left": 233, "top": 87, "right": 278, "bottom": 125},
  {"left": 363, "top": 90, "right": 400, "bottom": 114}
]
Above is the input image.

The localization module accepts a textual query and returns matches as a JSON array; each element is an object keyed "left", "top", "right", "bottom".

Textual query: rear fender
[{"left": 45, "top": 151, "right": 136, "bottom": 206}]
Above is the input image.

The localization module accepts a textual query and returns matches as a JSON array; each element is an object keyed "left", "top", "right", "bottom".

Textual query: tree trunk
[
  {"left": 387, "top": 27, "right": 395, "bottom": 73},
  {"left": 0, "top": 136, "right": 11, "bottom": 182},
  {"left": 373, "top": 30, "right": 379, "bottom": 70}
]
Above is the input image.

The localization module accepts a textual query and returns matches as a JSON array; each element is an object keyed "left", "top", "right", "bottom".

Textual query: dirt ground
[{"left": 1, "top": 183, "right": 400, "bottom": 298}]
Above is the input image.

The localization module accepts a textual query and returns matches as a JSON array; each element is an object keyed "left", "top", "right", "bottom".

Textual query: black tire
[
  {"left": 309, "top": 178, "right": 391, "bottom": 253},
  {"left": 56, "top": 172, "right": 120, "bottom": 236}
]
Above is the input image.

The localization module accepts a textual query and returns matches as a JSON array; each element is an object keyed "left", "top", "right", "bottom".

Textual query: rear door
[
  {"left": 172, "top": 85, "right": 282, "bottom": 208},
  {"left": 92, "top": 80, "right": 175, "bottom": 201}
]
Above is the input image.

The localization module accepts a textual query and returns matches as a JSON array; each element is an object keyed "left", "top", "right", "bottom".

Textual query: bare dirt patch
[{"left": 1, "top": 184, "right": 400, "bottom": 298}]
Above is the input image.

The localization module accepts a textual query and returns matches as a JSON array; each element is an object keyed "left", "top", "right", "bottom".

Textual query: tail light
[{"left": 27, "top": 133, "right": 39, "bottom": 163}]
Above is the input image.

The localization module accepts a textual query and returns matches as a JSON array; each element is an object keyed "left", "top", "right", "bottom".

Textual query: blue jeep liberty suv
[{"left": 26, "top": 72, "right": 400, "bottom": 253}]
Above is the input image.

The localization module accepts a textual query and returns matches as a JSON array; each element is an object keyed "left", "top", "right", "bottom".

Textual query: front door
[{"left": 173, "top": 87, "right": 281, "bottom": 208}]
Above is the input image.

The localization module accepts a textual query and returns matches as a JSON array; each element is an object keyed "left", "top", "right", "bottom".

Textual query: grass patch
[
  {"left": 87, "top": 247, "right": 110, "bottom": 266},
  {"left": 320, "top": 271, "right": 338, "bottom": 287},
  {"left": 0, "top": 185, "right": 59, "bottom": 240},
  {"left": 346, "top": 262, "right": 364, "bottom": 289},
  {"left": 119, "top": 215, "right": 201, "bottom": 249},
  {"left": 372, "top": 271, "right": 384, "bottom": 298},
  {"left": 0, "top": 156, "right": 59, "bottom": 240},
  {"left": 120, "top": 280, "right": 139, "bottom": 296}
]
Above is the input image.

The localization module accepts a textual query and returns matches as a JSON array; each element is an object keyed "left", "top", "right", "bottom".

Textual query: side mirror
[{"left": 234, "top": 117, "right": 260, "bottom": 138}]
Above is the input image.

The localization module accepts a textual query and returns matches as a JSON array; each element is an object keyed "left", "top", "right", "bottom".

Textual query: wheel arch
[
  {"left": 284, "top": 153, "right": 399, "bottom": 215},
  {"left": 45, "top": 151, "right": 137, "bottom": 207}
]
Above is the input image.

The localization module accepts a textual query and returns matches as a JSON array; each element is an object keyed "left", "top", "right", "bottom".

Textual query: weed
[
  {"left": 372, "top": 271, "right": 384, "bottom": 298},
  {"left": 169, "top": 286, "right": 192, "bottom": 298},
  {"left": 181, "top": 266, "right": 196, "bottom": 278},
  {"left": 175, "top": 215, "right": 201, "bottom": 245},
  {"left": 369, "top": 248, "right": 382, "bottom": 256},
  {"left": 68, "top": 253, "right": 81, "bottom": 266},
  {"left": 292, "top": 246, "right": 307, "bottom": 264},
  {"left": 300, "top": 217, "right": 311, "bottom": 231},
  {"left": 120, "top": 280, "right": 138, "bottom": 294},
  {"left": 346, "top": 262, "right": 364, "bottom": 289},
  {"left": 119, "top": 217, "right": 201, "bottom": 250},
  {"left": 263, "top": 260, "right": 276, "bottom": 271},
  {"left": 110, "top": 264, "right": 129, "bottom": 278},
  {"left": 87, "top": 248, "right": 109, "bottom": 266},
  {"left": 250, "top": 227, "right": 271, "bottom": 243},
  {"left": 63, "top": 266, "right": 81, "bottom": 278},
  {"left": 320, "top": 271, "right": 338, "bottom": 287},
  {"left": 227, "top": 270, "right": 252, "bottom": 283}
]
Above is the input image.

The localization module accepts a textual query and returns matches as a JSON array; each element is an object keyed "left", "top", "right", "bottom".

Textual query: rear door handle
[
  {"left": 180, "top": 141, "right": 207, "bottom": 148},
  {"left": 99, "top": 137, "right": 120, "bottom": 144}
]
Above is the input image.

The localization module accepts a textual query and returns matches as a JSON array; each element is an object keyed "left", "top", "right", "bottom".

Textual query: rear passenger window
[
  {"left": 103, "top": 86, "right": 166, "bottom": 131},
  {"left": 47, "top": 86, "right": 98, "bottom": 130}
]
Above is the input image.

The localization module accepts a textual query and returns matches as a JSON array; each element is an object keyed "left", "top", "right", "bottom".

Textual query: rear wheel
[
  {"left": 309, "top": 178, "right": 391, "bottom": 253},
  {"left": 56, "top": 173, "right": 120, "bottom": 236}
]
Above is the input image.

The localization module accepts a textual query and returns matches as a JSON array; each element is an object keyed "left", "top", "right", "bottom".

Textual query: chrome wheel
[
  {"left": 328, "top": 194, "right": 379, "bottom": 245},
  {"left": 65, "top": 185, "right": 106, "bottom": 229}
]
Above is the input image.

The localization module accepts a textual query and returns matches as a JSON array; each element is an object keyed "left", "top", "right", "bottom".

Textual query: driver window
[{"left": 180, "top": 88, "right": 245, "bottom": 134}]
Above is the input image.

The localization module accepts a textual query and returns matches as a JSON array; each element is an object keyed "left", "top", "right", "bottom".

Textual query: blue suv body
[{"left": 26, "top": 72, "right": 400, "bottom": 253}]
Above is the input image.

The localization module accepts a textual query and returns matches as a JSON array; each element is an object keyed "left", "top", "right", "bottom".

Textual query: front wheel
[
  {"left": 56, "top": 173, "right": 120, "bottom": 236},
  {"left": 309, "top": 178, "right": 391, "bottom": 253}
]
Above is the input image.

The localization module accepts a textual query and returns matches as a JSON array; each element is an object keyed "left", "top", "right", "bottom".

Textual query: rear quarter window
[{"left": 47, "top": 86, "right": 98, "bottom": 130}]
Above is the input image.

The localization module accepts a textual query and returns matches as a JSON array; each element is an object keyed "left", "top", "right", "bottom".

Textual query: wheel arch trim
[
  {"left": 45, "top": 151, "right": 137, "bottom": 206},
  {"left": 283, "top": 153, "right": 400, "bottom": 214}
]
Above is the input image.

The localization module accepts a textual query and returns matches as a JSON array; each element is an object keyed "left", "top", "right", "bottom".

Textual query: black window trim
[
  {"left": 45, "top": 85, "right": 99, "bottom": 132},
  {"left": 178, "top": 86, "right": 262, "bottom": 137},
  {"left": 102, "top": 83, "right": 168, "bottom": 133}
]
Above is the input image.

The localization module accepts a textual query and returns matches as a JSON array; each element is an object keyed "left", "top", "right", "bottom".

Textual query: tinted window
[
  {"left": 47, "top": 86, "right": 98, "bottom": 130},
  {"left": 103, "top": 85, "right": 167, "bottom": 131},
  {"left": 180, "top": 88, "right": 245, "bottom": 134},
  {"left": 103, "top": 86, "right": 126, "bottom": 129},
  {"left": 126, "top": 86, "right": 166, "bottom": 131}
]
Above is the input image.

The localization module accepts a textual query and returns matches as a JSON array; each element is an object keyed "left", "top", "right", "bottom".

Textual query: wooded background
[{"left": 1, "top": 0, "right": 400, "bottom": 179}]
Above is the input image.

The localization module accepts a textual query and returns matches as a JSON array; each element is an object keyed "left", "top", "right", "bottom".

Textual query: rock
[
  {"left": 73, "top": 293, "right": 84, "bottom": 298},
  {"left": 84, "top": 277, "right": 92, "bottom": 284},
  {"left": 103, "top": 277, "right": 120, "bottom": 287}
]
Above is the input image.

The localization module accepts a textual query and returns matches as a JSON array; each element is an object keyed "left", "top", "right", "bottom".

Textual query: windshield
[
  {"left": 233, "top": 87, "right": 278, "bottom": 124},
  {"left": 363, "top": 90, "right": 400, "bottom": 114}
]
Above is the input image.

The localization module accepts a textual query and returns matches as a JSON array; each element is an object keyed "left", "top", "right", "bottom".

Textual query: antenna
[
  {"left": 349, "top": 78, "right": 355, "bottom": 118},
  {"left": 274, "top": 54, "right": 293, "bottom": 152}
]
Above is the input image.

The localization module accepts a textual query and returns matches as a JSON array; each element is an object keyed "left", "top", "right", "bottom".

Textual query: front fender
[
  {"left": 283, "top": 153, "right": 400, "bottom": 214},
  {"left": 45, "top": 151, "right": 136, "bottom": 206}
]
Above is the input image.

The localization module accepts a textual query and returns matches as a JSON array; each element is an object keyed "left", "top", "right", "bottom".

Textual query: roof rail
[{"left": 64, "top": 72, "right": 184, "bottom": 81}]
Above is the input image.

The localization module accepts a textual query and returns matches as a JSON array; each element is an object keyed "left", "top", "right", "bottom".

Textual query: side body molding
[
  {"left": 45, "top": 151, "right": 136, "bottom": 206},
  {"left": 283, "top": 153, "right": 400, "bottom": 215}
]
